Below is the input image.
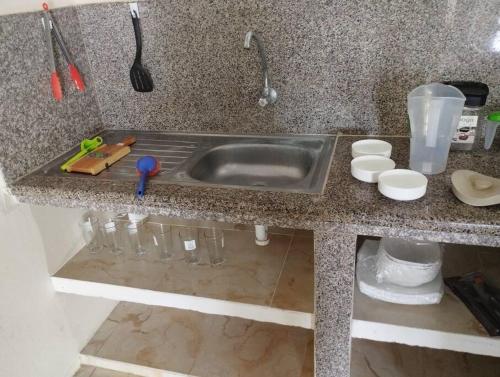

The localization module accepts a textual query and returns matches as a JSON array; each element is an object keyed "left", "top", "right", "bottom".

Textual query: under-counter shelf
[
  {"left": 352, "top": 284, "right": 500, "bottom": 357},
  {"left": 53, "top": 227, "right": 314, "bottom": 329},
  {"left": 352, "top": 241, "right": 500, "bottom": 357},
  {"left": 79, "top": 302, "right": 314, "bottom": 377}
]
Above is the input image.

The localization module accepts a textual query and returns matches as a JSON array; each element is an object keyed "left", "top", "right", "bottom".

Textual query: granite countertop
[{"left": 11, "top": 135, "right": 500, "bottom": 245}]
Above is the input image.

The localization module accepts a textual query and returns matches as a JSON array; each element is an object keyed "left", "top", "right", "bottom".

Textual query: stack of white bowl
[{"left": 356, "top": 237, "right": 444, "bottom": 305}]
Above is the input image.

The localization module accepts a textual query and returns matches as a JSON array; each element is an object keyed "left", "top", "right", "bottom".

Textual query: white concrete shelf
[
  {"left": 53, "top": 228, "right": 315, "bottom": 329},
  {"left": 52, "top": 276, "right": 314, "bottom": 329},
  {"left": 352, "top": 284, "right": 500, "bottom": 357}
]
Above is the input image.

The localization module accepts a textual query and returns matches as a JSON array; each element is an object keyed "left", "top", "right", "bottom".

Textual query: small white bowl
[
  {"left": 352, "top": 139, "right": 392, "bottom": 158},
  {"left": 378, "top": 169, "right": 428, "bottom": 201},
  {"left": 351, "top": 155, "right": 396, "bottom": 183},
  {"left": 375, "top": 237, "right": 442, "bottom": 287}
]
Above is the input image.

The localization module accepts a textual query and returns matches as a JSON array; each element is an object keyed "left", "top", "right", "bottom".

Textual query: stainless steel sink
[
  {"left": 187, "top": 144, "right": 314, "bottom": 188},
  {"left": 36, "top": 130, "right": 335, "bottom": 194}
]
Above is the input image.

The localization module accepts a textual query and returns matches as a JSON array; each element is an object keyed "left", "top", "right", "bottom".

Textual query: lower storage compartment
[
  {"left": 79, "top": 302, "right": 314, "bottom": 377},
  {"left": 351, "top": 339, "right": 500, "bottom": 377}
]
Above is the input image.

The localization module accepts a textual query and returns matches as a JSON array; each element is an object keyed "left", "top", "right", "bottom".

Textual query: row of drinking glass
[{"left": 79, "top": 213, "right": 225, "bottom": 265}]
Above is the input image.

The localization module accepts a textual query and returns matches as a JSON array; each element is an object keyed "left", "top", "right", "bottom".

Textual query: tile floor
[
  {"left": 74, "top": 365, "right": 137, "bottom": 377},
  {"left": 82, "top": 302, "right": 314, "bottom": 377},
  {"left": 351, "top": 339, "right": 500, "bottom": 377}
]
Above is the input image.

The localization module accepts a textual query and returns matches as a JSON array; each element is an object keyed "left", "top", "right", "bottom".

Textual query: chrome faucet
[{"left": 244, "top": 31, "right": 277, "bottom": 107}]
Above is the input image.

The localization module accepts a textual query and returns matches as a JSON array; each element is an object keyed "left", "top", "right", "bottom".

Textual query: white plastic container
[
  {"left": 375, "top": 237, "right": 442, "bottom": 287},
  {"left": 408, "top": 83, "right": 465, "bottom": 175},
  {"left": 351, "top": 155, "right": 396, "bottom": 183},
  {"left": 377, "top": 169, "right": 427, "bottom": 201},
  {"left": 351, "top": 139, "right": 392, "bottom": 158}
]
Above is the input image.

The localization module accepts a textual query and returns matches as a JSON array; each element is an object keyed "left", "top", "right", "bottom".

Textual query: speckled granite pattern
[
  {"left": 0, "top": 8, "right": 102, "bottom": 182},
  {"left": 75, "top": 0, "right": 500, "bottom": 135},
  {"left": 314, "top": 231, "right": 356, "bottom": 377},
  {"left": 12, "top": 134, "right": 500, "bottom": 245}
]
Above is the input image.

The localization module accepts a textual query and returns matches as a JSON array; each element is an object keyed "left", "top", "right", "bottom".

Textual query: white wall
[
  {"left": 30, "top": 205, "right": 118, "bottom": 351},
  {"left": 0, "top": 200, "right": 116, "bottom": 377},
  {"left": 0, "top": 0, "right": 129, "bottom": 16},
  {"left": 0, "top": 204, "right": 80, "bottom": 377}
]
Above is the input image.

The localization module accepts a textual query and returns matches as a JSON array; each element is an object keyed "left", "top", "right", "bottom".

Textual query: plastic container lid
[
  {"left": 351, "top": 139, "right": 392, "bottom": 158},
  {"left": 351, "top": 155, "right": 396, "bottom": 183},
  {"left": 442, "top": 81, "right": 489, "bottom": 108},
  {"left": 378, "top": 169, "right": 428, "bottom": 201}
]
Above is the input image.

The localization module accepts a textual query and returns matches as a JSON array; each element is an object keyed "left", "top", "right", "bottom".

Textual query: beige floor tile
[
  {"left": 56, "top": 229, "right": 292, "bottom": 306},
  {"left": 84, "top": 303, "right": 312, "bottom": 377},
  {"left": 82, "top": 315, "right": 123, "bottom": 355},
  {"left": 351, "top": 339, "right": 500, "bottom": 377},
  {"left": 154, "top": 230, "right": 292, "bottom": 305},
  {"left": 191, "top": 316, "right": 312, "bottom": 377},
  {"left": 271, "top": 236, "right": 314, "bottom": 313},
  {"left": 86, "top": 303, "right": 201, "bottom": 373},
  {"left": 55, "top": 244, "right": 167, "bottom": 291}
]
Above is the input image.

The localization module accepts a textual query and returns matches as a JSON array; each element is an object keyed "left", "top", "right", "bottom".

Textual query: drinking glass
[
  {"left": 179, "top": 227, "right": 200, "bottom": 264},
  {"left": 79, "top": 213, "right": 104, "bottom": 254},
  {"left": 101, "top": 219, "right": 127, "bottom": 255},
  {"left": 204, "top": 228, "right": 225, "bottom": 266},
  {"left": 149, "top": 222, "right": 174, "bottom": 261},
  {"left": 127, "top": 220, "right": 151, "bottom": 256}
]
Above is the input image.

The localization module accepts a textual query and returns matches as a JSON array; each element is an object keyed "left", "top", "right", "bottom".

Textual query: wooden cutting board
[{"left": 67, "top": 136, "right": 136, "bottom": 175}]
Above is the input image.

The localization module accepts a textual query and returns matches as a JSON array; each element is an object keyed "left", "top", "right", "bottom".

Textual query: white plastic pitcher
[{"left": 408, "top": 83, "right": 465, "bottom": 174}]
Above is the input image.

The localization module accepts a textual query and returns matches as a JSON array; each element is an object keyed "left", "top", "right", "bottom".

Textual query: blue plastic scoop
[{"left": 135, "top": 156, "right": 160, "bottom": 199}]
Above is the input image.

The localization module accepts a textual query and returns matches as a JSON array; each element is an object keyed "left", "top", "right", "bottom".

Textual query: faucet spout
[{"left": 244, "top": 31, "right": 277, "bottom": 107}]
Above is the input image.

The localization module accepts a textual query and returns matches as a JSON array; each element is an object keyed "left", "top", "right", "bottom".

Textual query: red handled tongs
[{"left": 41, "top": 2, "right": 85, "bottom": 101}]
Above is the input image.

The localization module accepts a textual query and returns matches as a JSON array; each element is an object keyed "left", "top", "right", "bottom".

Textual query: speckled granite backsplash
[
  {"left": 76, "top": 0, "right": 499, "bottom": 134},
  {"left": 1, "top": 1, "right": 499, "bottom": 182},
  {"left": 0, "top": 8, "right": 103, "bottom": 182}
]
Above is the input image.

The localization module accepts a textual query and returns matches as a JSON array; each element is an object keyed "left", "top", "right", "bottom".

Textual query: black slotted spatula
[{"left": 130, "top": 6, "right": 153, "bottom": 92}]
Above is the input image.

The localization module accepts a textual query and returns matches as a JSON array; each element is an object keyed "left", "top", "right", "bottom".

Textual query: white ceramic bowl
[
  {"left": 351, "top": 155, "right": 396, "bottom": 183},
  {"left": 351, "top": 139, "right": 392, "bottom": 158},
  {"left": 375, "top": 237, "right": 442, "bottom": 287}
]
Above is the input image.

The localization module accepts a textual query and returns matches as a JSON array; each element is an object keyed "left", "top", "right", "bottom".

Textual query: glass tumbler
[
  {"left": 79, "top": 214, "right": 104, "bottom": 254},
  {"left": 204, "top": 228, "right": 225, "bottom": 266},
  {"left": 149, "top": 222, "right": 174, "bottom": 261},
  {"left": 127, "top": 220, "right": 151, "bottom": 256},
  {"left": 179, "top": 227, "right": 200, "bottom": 264},
  {"left": 101, "top": 219, "right": 126, "bottom": 255}
]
